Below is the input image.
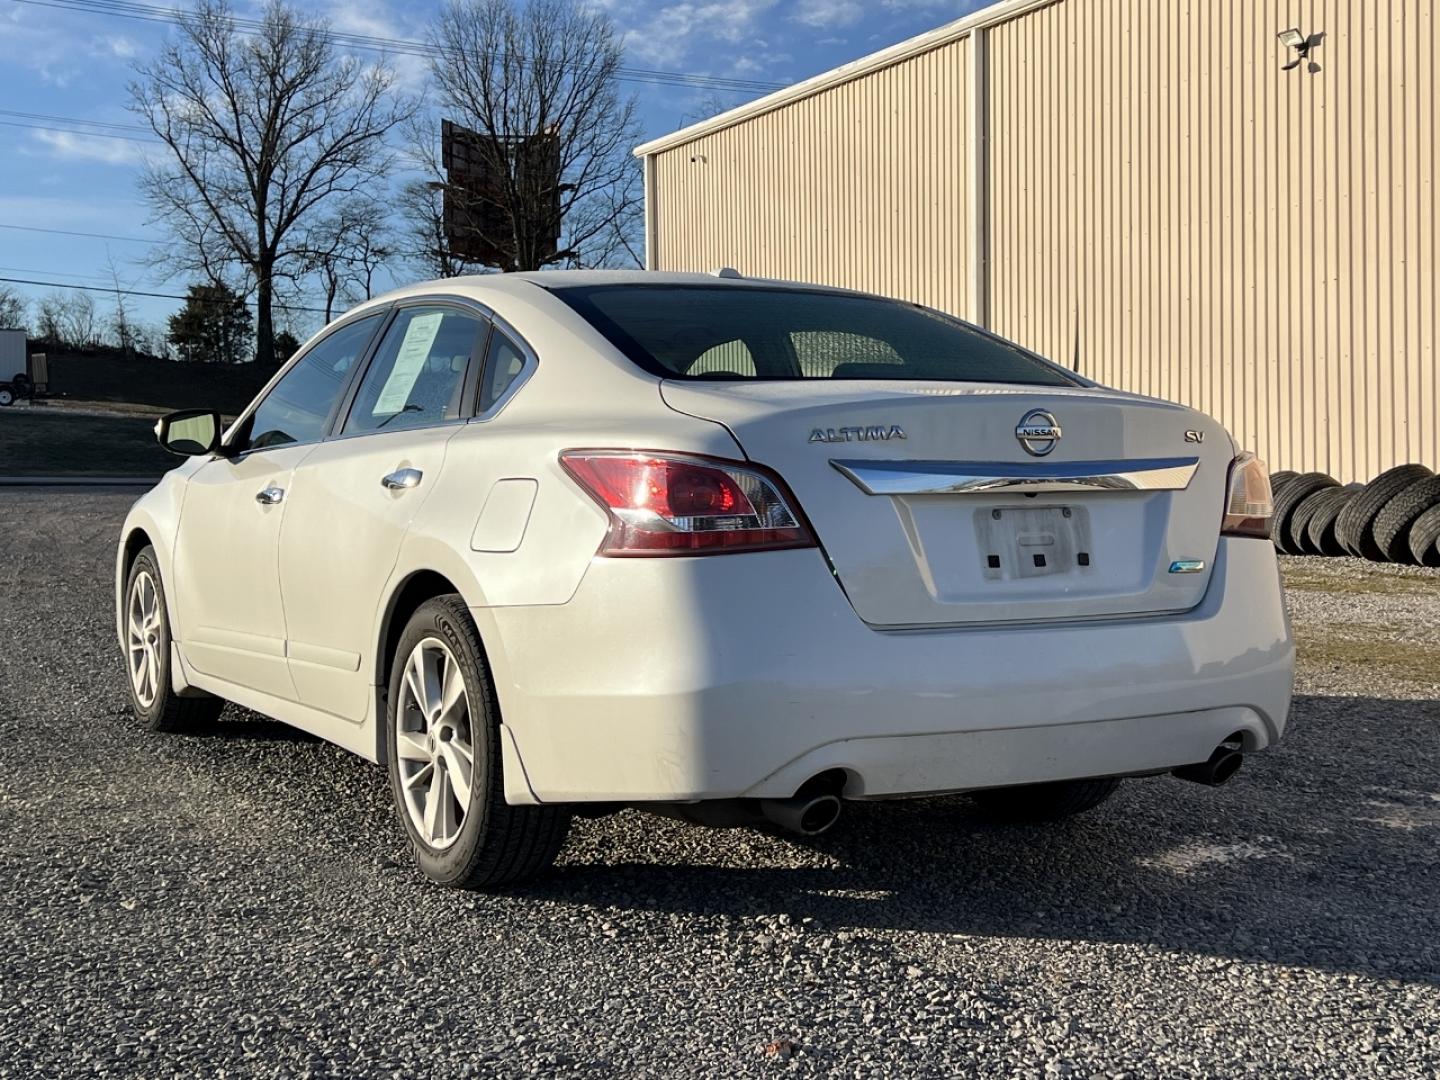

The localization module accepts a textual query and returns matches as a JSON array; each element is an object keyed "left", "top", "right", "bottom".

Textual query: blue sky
[{"left": 0, "top": 0, "right": 985, "bottom": 340}]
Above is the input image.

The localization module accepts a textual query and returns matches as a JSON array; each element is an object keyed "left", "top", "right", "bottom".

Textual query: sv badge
[{"left": 1184, "top": 430, "right": 1205, "bottom": 444}]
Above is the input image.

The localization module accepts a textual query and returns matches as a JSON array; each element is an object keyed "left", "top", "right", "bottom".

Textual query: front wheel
[
  {"left": 968, "top": 777, "right": 1121, "bottom": 822},
  {"left": 386, "top": 595, "right": 570, "bottom": 889},
  {"left": 0, "top": 387, "right": 13, "bottom": 407},
  {"left": 123, "top": 546, "right": 225, "bottom": 732}
]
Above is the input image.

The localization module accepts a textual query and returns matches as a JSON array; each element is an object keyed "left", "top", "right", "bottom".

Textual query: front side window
[
  {"left": 551, "top": 285, "right": 1076, "bottom": 387},
  {"left": 343, "top": 307, "right": 486, "bottom": 435},
  {"left": 238, "top": 314, "right": 383, "bottom": 452}
]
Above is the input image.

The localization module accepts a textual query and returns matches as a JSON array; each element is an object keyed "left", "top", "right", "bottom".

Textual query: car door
[
  {"left": 277, "top": 301, "right": 490, "bottom": 722},
  {"left": 173, "top": 312, "right": 385, "bottom": 700}
]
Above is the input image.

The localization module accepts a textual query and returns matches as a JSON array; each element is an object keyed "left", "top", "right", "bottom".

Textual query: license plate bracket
[{"left": 975, "top": 505, "right": 1093, "bottom": 580}]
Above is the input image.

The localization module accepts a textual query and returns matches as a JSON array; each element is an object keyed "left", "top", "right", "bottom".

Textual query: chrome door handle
[
  {"left": 255, "top": 485, "right": 285, "bottom": 505},
  {"left": 381, "top": 468, "right": 423, "bottom": 491}
]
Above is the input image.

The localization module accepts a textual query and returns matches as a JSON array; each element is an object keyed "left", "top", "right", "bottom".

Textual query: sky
[{"left": 0, "top": 0, "right": 987, "bottom": 342}]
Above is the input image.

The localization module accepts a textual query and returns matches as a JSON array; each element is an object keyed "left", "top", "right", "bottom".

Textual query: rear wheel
[
  {"left": 123, "top": 547, "right": 225, "bottom": 732},
  {"left": 969, "top": 777, "right": 1121, "bottom": 823},
  {"left": 0, "top": 387, "right": 13, "bottom": 407},
  {"left": 386, "top": 595, "right": 570, "bottom": 888}
]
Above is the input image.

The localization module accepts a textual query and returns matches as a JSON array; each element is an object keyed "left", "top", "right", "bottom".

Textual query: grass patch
[
  {"left": 1280, "top": 561, "right": 1439, "bottom": 598},
  {"left": 0, "top": 409, "right": 175, "bottom": 476},
  {"left": 1296, "top": 624, "right": 1440, "bottom": 685}
]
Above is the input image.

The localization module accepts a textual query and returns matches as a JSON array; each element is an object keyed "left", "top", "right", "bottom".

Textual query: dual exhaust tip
[{"left": 646, "top": 746, "right": 1242, "bottom": 836}]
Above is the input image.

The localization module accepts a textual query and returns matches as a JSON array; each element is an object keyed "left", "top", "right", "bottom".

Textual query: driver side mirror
[{"left": 155, "top": 410, "right": 223, "bottom": 457}]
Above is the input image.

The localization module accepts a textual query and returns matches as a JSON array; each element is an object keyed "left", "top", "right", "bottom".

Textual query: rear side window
[
  {"left": 343, "top": 307, "right": 485, "bottom": 435},
  {"left": 477, "top": 329, "right": 528, "bottom": 414},
  {"left": 552, "top": 285, "right": 1075, "bottom": 386}
]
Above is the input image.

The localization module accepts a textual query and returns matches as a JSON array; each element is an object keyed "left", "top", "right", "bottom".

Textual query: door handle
[
  {"left": 255, "top": 485, "right": 285, "bottom": 505},
  {"left": 381, "top": 467, "right": 423, "bottom": 491}
]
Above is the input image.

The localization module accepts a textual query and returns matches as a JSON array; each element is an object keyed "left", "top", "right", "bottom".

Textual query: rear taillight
[
  {"left": 1221, "top": 452, "right": 1274, "bottom": 538},
  {"left": 560, "top": 451, "right": 815, "bottom": 556}
]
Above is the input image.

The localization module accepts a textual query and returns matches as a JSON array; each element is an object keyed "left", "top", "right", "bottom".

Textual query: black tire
[
  {"left": 1336, "top": 465, "right": 1434, "bottom": 560},
  {"left": 969, "top": 777, "right": 1121, "bottom": 823},
  {"left": 1407, "top": 504, "right": 1440, "bottom": 567},
  {"left": 123, "top": 546, "right": 226, "bottom": 733},
  {"left": 0, "top": 387, "right": 13, "bottom": 407},
  {"left": 1269, "top": 470, "right": 1298, "bottom": 494},
  {"left": 1269, "top": 473, "right": 1337, "bottom": 554},
  {"left": 1371, "top": 475, "right": 1440, "bottom": 564},
  {"left": 11, "top": 372, "right": 31, "bottom": 398},
  {"left": 1304, "top": 487, "right": 1356, "bottom": 557},
  {"left": 1288, "top": 487, "right": 1340, "bottom": 555},
  {"left": 386, "top": 594, "right": 571, "bottom": 889}
]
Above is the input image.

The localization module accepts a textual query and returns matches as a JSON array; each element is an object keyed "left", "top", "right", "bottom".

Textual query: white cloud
[
  {"left": 91, "top": 33, "right": 140, "bottom": 59},
  {"left": 24, "top": 130, "right": 150, "bottom": 167},
  {"left": 324, "top": 0, "right": 431, "bottom": 93},
  {"left": 603, "top": 0, "right": 782, "bottom": 69},
  {"left": 791, "top": 0, "right": 864, "bottom": 29}
]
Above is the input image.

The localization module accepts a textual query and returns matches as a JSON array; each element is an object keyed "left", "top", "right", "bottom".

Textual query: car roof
[{"left": 362, "top": 269, "right": 870, "bottom": 309}]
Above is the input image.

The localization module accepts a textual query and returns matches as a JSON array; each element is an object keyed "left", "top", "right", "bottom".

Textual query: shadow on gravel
[{"left": 529, "top": 693, "right": 1440, "bottom": 987}]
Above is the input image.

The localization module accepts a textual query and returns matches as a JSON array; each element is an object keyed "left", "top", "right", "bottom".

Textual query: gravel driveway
[{"left": 1, "top": 490, "right": 1437, "bottom": 1078}]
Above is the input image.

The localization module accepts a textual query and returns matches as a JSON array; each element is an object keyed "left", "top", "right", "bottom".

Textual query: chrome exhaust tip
[
  {"left": 1172, "top": 745, "right": 1244, "bottom": 787},
  {"left": 759, "top": 793, "right": 842, "bottom": 836}
]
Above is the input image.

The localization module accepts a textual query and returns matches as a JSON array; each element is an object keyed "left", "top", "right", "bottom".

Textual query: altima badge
[
  {"left": 808, "top": 425, "right": 907, "bottom": 444},
  {"left": 1015, "top": 409, "right": 1062, "bottom": 456}
]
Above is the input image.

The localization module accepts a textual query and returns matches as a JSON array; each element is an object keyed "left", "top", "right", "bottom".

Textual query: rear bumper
[{"left": 481, "top": 537, "right": 1294, "bottom": 803}]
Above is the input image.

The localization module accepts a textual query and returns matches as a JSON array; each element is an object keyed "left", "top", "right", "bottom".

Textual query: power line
[
  {"left": 0, "top": 118, "right": 156, "bottom": 143},
  {"left": 0, "top": 108, "right": 148, "bottom": 133},
  {"left": 0, "top": 274, "right": 330, "bottom": 314},
  {"left": 0, "top": 222, "right": 159, "bottom": 244},
  {"left": 9, "top": 0, "right": 787, "bottom": 94}
]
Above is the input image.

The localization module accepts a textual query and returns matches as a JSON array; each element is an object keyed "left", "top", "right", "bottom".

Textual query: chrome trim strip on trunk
[{"left": 831, "top": 456, "right": 1200, "bottom": 495}]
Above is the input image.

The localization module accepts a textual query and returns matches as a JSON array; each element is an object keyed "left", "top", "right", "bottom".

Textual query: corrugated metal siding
[
  {"left": 650, "top": 0, "right": 1438, "bottom": 481},
  {"left": 985, "top": 0, "right": 1437, "bottom": 481},
  {"left": 652, "top": 38, "right": 971, "bottom": 318}
]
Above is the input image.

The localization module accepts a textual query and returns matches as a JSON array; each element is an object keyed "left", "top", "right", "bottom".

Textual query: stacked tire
[{"left": 1269, "top": 465, "right": 1440, "bottom": 565}]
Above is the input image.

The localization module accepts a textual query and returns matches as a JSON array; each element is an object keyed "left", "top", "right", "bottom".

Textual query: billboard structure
[{"left": 441, "top": 119, "right": 565, "bottom": 271}]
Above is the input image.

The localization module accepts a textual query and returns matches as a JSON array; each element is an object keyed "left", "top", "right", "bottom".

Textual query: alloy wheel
[
  {"left": 126, "top": 570, "right": 162, "bottom": 708},
  {"left": 395, "top": 638, "right": 475, "bottom": 850}
]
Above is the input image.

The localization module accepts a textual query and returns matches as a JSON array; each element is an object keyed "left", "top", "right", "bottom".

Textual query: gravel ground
[{"left": 1, "top": 490, "right": 1437, "bottom": 1078}]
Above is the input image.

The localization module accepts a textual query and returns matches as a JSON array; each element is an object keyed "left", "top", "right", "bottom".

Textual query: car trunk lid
[{"left": 662, "top": 379, "right": 1232, "bottom": 627}]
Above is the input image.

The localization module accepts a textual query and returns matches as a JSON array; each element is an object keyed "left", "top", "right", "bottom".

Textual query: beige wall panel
[
  {"left": 653, "top": 38, "right": 972, "bottom": 318},
  {"left": 650, "top": 0, "right": 1437, "bottom": 480},
  {"left": 988, "top": 0, "right": 1438, "bottom": 480}
]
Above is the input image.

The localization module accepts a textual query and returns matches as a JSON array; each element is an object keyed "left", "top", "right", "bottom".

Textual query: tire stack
[{"left": 1269, "top": 464, "right": 1440, "bottom": 566}]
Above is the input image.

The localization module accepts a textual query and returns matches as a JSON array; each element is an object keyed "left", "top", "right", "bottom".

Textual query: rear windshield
[{"left": 551, "top": 284, "right": 1076, "bottom": 386}]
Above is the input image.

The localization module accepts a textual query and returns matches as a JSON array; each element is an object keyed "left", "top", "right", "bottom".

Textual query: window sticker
[{"left": 373, "top": 312, "right": 444, "bottom": 415}]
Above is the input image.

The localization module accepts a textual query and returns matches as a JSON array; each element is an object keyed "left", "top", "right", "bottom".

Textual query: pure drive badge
[{"left": 808, "top": 425, "right": 908, "bottom": 444}]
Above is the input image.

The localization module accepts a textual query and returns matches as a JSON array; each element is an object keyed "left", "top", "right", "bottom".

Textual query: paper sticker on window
[{"left": 373, "top": 312, "right": 444, "bottom": 416}]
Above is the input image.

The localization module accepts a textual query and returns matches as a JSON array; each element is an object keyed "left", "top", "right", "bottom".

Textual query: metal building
[{"left": 635, "top": 0, "right": 1438, "bottom": 482}]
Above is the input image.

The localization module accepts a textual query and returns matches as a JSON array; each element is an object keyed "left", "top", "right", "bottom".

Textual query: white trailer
[{"left": 0, "top": 329, "right": 35, "bottom": 406}]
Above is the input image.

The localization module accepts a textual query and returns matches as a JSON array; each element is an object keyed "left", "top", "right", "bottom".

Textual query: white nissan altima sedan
[{"left": 116, "top": 270, "right": 1294, "bottom": 888}]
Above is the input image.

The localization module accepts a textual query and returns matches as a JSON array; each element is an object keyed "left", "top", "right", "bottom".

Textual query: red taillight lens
[
  {"left": 560, "top": 451, "right": 816, "bottom": 556},
  {"left": 1221, "top": 452, "right": 1274, "bottom": 538}
]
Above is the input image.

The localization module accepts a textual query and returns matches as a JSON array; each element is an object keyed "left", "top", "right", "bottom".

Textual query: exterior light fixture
[{"left": 1277, "top": 27, "right": 1313, "bottom": 71}]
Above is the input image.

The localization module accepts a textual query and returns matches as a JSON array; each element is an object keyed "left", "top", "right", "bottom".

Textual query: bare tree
[
  {"left": 106, "top": 254, "right": 137, "bottom": 357},
  {"left": 298, "top": 198, "right": 395, "bottom": 321},
  {"left": 413, "top": 0, "right": 643, "bottom": 273},
  {"left": 130, "top": 0, "right": 412, "bottom": 366},
  {"left": 396, "top": 172, "right": 474, "bottom": 279},
  {"left": 58, "top": 292, "right": 99, "bottom": 349},
  {"left": 0, "top": 286, "right": 26, "bottom": 330}
]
